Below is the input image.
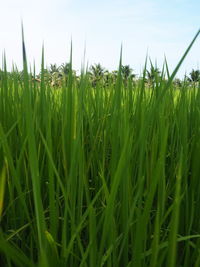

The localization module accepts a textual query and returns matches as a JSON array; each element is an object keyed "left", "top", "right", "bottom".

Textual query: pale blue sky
[{"left": 0, "top": 0, "right": 199, "bottom": 77}]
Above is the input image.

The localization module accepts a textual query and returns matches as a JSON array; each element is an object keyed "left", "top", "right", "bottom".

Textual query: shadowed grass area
[{"left": 0, "top": 29, "right": 200, "bottom": 267}]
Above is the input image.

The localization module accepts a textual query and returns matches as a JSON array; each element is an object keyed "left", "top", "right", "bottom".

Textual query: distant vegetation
[{"left": 1, "top": 62, "right": 199, "bottom": 89}]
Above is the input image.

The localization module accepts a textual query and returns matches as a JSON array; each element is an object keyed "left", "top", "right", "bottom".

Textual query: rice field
[{"left": 0, "top": 30, "right": 200, "bottom": 266}]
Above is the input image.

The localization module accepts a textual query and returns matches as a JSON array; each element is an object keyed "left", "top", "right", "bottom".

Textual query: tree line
[{"left": 0, "top": 62, "right": 200, "bottom": 88}]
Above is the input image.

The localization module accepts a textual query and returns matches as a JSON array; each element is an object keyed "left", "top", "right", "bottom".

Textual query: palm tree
[
  {"left": 60, "top": 63, "right": 76, "bottom": 79},
  {"left": 60, "top": 63, "right": 71, "bottom": 76},
  {"left": 121, "top": 65, "right": 133, "bottom": 80},
  {"left": 188, "top": 69, "right": 200, "bottom": 83},
  {"left": 89, "top": 63, "right": 106, "bottom": 86},
  {"left": 49, "top": 64, "right": 60, "bottom": 74},
  {"left": 48, "top": 64, "right": 68, "bottom": 88},
  {"left": 121, "top": 65, "right": 136, "bottom": 86},
  {"left": 146, "top": 67, "right": 161, "bottom": 86},
  {"left": 89, "top": 63, "right": 105, "bottom": 78},
  {"left": 103, "top": 70, "right": 114, "bottom": 86}
]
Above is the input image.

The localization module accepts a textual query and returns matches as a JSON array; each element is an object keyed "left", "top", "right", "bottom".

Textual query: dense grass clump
[{"left": 0, "top": 30, "right": 200, "bottom": 266}]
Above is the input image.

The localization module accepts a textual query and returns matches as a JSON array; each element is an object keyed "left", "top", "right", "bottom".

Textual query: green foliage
[
  {"left": 187, "top": 69, "right": 200, "bottom": 83},
  {"left": 0, "top": 29, "right": 200, "bottom": 267}
]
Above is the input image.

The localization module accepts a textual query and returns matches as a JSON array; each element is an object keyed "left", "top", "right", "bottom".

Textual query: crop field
[{"left": 0, "top": 31, "right": 200, "bottom": 266}]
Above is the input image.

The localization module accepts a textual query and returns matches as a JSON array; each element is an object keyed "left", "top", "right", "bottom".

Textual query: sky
[{"left": 0, "top": 0, "right": 199, "bottom": 77}]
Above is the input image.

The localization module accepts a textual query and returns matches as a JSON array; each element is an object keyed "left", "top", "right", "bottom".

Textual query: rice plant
[{"left": 0, "top": 29, "right": 200, "bottom": 267}]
